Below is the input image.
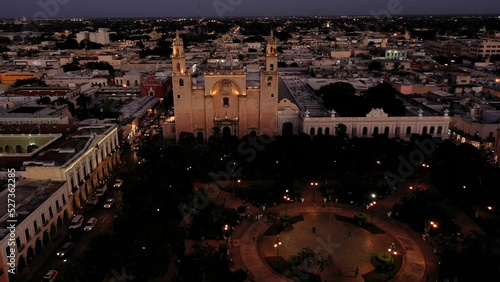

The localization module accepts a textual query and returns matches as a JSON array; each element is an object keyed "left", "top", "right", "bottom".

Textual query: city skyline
[{"left": 0, "top": 0, "right": 499, "bottom": 19}]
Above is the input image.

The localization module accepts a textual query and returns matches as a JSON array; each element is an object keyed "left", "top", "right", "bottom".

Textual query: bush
[
  {"left": 287, "top": 255, "right": 300, "bottom": 265},
  {"left": 376, "top": 252, "right": 394, "bottom": 266},
  {"left": 280, "top": 214, "right": 292, "bottom": 222},
  {"left": 354, "top": 213, "right": 368, "bottom": 224}
]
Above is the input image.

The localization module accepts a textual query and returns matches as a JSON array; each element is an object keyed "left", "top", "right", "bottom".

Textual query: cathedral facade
[{"left": 171, "top": 32, "right": 279, "bottom": 140}]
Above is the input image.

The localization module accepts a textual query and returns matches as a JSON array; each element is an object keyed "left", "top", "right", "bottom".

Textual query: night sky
[{"left": 0, "top": 0, "right": 498, "bottom": 19}]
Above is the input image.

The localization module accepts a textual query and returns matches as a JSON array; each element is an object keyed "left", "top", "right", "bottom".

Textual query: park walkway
[{"left": 190, "top": 180, "right": 434, "bottom": 282}]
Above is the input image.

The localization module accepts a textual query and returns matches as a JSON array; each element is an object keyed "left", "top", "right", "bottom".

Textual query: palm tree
[{"left": 76, "top": 94, "right": 91, "bottom": 109}]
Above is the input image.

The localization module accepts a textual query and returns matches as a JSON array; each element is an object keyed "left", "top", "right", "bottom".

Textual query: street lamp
[
  {"left": 283, "top": 195, "right": 291, "bottom": 214},
  {"left": 274, "top": 236, "right": 282, "bottom": 271},
  {"left": 311, "top": 182, "right": 318, "bottom": 201},
  {"left": 370, "top": 194, "right": 377, "bottom": 225}
]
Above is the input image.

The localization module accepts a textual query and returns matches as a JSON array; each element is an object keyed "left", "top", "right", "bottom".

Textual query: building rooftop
[{"left": 0, "top": 179, "right": 66, "bottom": 240}]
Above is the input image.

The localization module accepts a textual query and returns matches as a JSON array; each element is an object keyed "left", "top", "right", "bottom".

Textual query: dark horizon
[{"left": 0, "top": 0, "right": 499, "bottom": 20}]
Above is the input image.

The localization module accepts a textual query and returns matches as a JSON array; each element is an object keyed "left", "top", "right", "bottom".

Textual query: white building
[{"left": 76, "top": 28, "right": 111, "bottom": 45}]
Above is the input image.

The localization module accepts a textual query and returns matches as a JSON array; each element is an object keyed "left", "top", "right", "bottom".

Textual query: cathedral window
[
  {"left": 179, "top": 79, "right": 184, "bottom": 87},
  {"left": 270, "top": 64, "right": 274, "bottom": 71},
  {"left": 176, "top": 63, "right": 180, "bottom": 72}
]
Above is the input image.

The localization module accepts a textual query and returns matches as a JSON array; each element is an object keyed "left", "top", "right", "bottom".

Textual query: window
[
  {"left": 56, "top": 200, "right": 60, "bottom": 210},
  {"left": 33, "top": 220, "right": 38, "bottom": 232},
  {"left": 49, "top": 207, "right": 53, "bottom": 218},
  {"left": 41, "top": 213, "right": 46, "bottom": 224},
  {"left": 177, "top": 95, "right": 180, "bottom": 99},
  {"left": 223, "top": 98, "right": 229, "bottom": 107},
  {"left": 62, "top": 194, "right": 66, "bottom": 205},
  {"left": 179, "top": 79, "right": 184, "bottom": 87},
  {"left": 25, "top": 228, "right": 30, "bottom": 241},
  {"left": 176, "top": 63, "right": 180, "bottom": 72},
  {"left": 270, "top": 64, "right": 274, "bottom": 71},
  {"left": 271, "top": 93, "right": 274, "bottom": 98}
]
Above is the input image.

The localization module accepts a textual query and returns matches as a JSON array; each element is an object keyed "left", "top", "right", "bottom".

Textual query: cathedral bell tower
[
  {"left": 259, "top": 30, "right": 279, "bottom": 136},
  {"left": 171, "top": 30, "right": 193, "bottom": 139}
]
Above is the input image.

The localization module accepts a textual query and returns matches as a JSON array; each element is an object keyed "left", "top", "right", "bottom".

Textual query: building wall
[
  {"left": 302, "top": 115, "right": 451, "bottom": 139},
  {"left": 0, "top": 73, "right": 37, "bottom": 85},
  {"left": 0, "top": 182, "right": 72, "bottom": 282}
]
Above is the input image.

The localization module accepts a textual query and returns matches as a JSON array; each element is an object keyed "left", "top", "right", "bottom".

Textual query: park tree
[
  {"left": 368, "top": 61, "right": 383, "bottom": 71},
  {"left": 36, "top": 96, "right": 51, "bottom": 105},
  {"left": 13, "top": 78, "right": 46, "bottom": 87},
  {"left": 334, "top": 123, "right": 347, "bottom": 139},
  {"left": 364, "top": 83, "right": 406, "bottom": 116},
  {"left": 76, "top": 94, "right": 91, "bottom": 109}
]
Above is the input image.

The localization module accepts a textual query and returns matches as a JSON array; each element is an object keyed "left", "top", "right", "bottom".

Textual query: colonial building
[
  {"left": 172, "top": 31, "right": 279, "bottom": 139},
  {"left": 171, "top": 32, "right": 451, "bottom": 141}
]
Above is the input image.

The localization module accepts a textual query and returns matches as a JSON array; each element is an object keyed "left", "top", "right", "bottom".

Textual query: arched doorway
[
  {"left": 395, "top": 127, "right": 400, "bottom": 137},
  {"left": 437, "top": 126, "right": 443, "bottom": 135},
  {"left": 222, "top": 127, "right": 232, "bottom": 138},
  {"left": 50, "top": 223, "right": 56, "bottom": 236},
  {"left": 63, "top": 210, "right": 69, "bottom": 221},
  {"left": 362, "top": 127, "right": 368, "bottom": 137},
  {"left": 17, "top": 255, "right": 26, "bottom": 273},
  {"left": 27, "top": 246, "right": 35, "bottom": 263},
  {"left": 352, "top": 127, "right": 357, "bottom": 137},
  {"left": 406, "top": 126, "right": 412, "bottom": 137},
  {"left": 317, "top": 127, "right": 323, "bottom": 135},
  {"left": 310, "top": 128, "right": 315, "bottom": 136},
  {"left": 373, "top": 127, "right": 379, "bottom": 135},
  {"left": 43, "top": 231, "right": 50, "bottom": 245},
  {"left": 422, "top": 126, "right": 428, "bottom": 135},
  {"left": 384, "top": 127, "right": 390, "bottom": 135},
  {"left": 5, "top": 145, "right": 12, "bottom": 153},
  {"left": 250, "top": 130, "right": 257, "bottom": 136},
  {"left": 325, "top": 127, "right": 330, "bottom": 135},
  {"left": 15, "top": 145, "right": 23, "bottom": 153},
  {"left": 57, "top": 216, "right": 63, "bottom": 228},
  {"left": 430, "top": 126, "right": 435, "bottom": 136},
  {"left": 35, "top": 238, "right": 43, "bottom": 254},
  {"left": 282, "top": 122, "right": 293, "bottom": 136}
]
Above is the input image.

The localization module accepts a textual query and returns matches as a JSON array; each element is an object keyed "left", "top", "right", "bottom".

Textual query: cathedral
[{"left": 171, "top": 31, "right": 280, "bottom": 140}]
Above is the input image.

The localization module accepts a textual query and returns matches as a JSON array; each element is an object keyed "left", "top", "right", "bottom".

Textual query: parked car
[
  {"left": 113, "top": 179, "right": 123, "bottom": 188},
  {"left": 68, "top": 215, "right": 84, "bottom": 229},
  {"left": 42, "top": 270, "right": 58, "bottom": 282},
  {"left": 84, "top": 217, "right": 97, "bottom": 231},
  {"left": 56, "top": 242, "right": 74, "bottom": 258},
  {"left": 104, "top": 198, "right": 115, "bottom": 208}
]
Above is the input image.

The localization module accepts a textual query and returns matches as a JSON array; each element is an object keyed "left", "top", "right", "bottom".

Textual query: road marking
[
  {"left": 82, "top": 242, "right": 89, "bottom": 251},
  {"left": 103, "top": 213, "right": 110, "bottom": 223}
]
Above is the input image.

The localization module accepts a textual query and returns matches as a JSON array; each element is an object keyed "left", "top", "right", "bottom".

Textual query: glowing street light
[
  {"left": 274, "top": 236, "right": 282, "bottom": 270},
  {"left": 370, "top": 194, "right": 377, "bottom": 225},
  {"left": 311, "top": 182, "right": 318, "bottom": 201}
]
